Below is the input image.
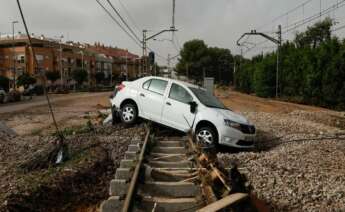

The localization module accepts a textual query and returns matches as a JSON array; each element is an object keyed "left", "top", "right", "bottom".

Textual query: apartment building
[
  {"left": 0, "top": 34, "right": 141, "bottom": 88},
  {"left": 86, "top": 43, "right": 141, "bottom": 79}
]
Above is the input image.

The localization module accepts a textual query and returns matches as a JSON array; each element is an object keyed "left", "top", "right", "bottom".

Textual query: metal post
[
  {"left": 167, "top": 53, "right": 171, "bottom": 78},
  {"left": 126, "top": 51, "right": 128, "bottom": 81},
  {"left": 142, "top": 30, "right": 147, "bottom": 75},
  {"left": 59, "top": 35, "right": 63, "bottom": 89},
  {"left": 186, "top": 63, "right": 189, "bottom": 80},
  {"left": 12, "top": 21, "right": 18, "bottom": 90},
  {"left": 233, "top": 61, "right": 236, "bottom": 87},
  {"left": 172, "top": 0, "right": 175, "bottom": 28},
  {"left": 81, "top": 51, "right": 84, "bottom": 70},
  {"left": 276, "top": 25, "right": 282, "bottom": 98}
]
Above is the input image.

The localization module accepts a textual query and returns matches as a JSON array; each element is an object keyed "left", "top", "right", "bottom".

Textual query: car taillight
[{"left": 117, "top": 83, "right": 125, "bottom": 91}]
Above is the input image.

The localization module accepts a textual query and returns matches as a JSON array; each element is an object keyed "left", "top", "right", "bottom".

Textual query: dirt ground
[
  {"left": 1, "top": 89, "right": 345, "bottom": 211},
  {"left": 0, "top": 92, "right": 111, "bottom": 136}
]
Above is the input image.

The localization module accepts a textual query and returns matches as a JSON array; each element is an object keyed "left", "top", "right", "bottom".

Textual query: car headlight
[{"left": 224, "top": 119, "right": 242, "bottom": 131}]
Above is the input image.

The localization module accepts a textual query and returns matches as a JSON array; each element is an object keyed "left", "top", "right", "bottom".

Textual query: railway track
[{"left": 101, "top": 126, "right": 264, "bottom": 212}]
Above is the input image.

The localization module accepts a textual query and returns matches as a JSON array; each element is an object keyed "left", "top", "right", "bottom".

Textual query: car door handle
[
  {"left": 140, "top": 93, "right": 145, "bottom": 97},
  {"left": 166, "top": 102, "right": 171, "bottom": 106}
]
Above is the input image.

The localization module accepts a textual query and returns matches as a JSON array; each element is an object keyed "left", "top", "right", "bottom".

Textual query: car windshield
[{"left": 189, "top": 87, "right": 228, "bottom": 110}]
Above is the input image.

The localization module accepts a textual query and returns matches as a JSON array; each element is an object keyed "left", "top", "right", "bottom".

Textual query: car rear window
[
  {"left": 143, "top": 79, "right": 168, "bottom": 95},
  {"left": 142, "top": 80, "right": 151, "bottom": 90}
]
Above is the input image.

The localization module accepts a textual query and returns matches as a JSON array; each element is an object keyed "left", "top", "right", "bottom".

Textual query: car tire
[
  {"left": 195, "top": 126, "right": 218, "bottom": 148},
  {"left": 120, "top": 103, "right": 138, "bottom": 125}
]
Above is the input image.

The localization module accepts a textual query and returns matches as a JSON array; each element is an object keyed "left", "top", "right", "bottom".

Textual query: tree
[
  {"left": 72, "top": 69, "right": 88, "bottom": 87},
  {"left": 206, "top": 47, "right": 234, "bottom": 85},
  {"left": 234, "top": 18, "right": 345, "bottom": 109},
  {"left": 46, "top": 71, "right": 60, "bottom": 84},
  {"left": 176, "top": 39, "right": 234, "bottom": 84},
  {"left": 17, "top": 73, "right": 37, "bottom": 89},
  {"left": 0, "top": 76, "right": 10, "bottom": 91},
  {"left": 176, "top": 39, "right": 210, "bottom": 82},
  {"left": 295, "top": 17, "right": 333, "bottom": 49}
]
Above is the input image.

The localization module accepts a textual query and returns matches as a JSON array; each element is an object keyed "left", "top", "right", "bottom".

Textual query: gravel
[
  {"left": 0, "top": 121, "right": 16, "bottom": 139},
  {"left": 218, "top": 110, "right": 345, "bottom": 212}
]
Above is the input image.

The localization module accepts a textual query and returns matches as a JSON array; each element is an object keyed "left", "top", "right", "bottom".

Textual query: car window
[
  {"left": 189, "top": 87, "right": 228, "bottom": 110},
  {"left": 169, "top": 83, "right": 193, "bottom": 104},
  {"left": 142, "top": 80, "right": 151, "bottom": 90},
  {"left": 147, "top": 79, "right": 168, "bottom": 95}
]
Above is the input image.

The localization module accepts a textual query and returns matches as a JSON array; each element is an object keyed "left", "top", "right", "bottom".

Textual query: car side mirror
[{"left": 189, "top": 101, "right": 198, "bottom": 114}]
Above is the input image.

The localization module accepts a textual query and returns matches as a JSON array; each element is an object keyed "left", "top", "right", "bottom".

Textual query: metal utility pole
[
  {"left": 167, "top": 53, "right": 171, "bottom": 78},
  {"left": 142, "top": 27, "right": 177, "bottom": 75},
  {"left": 233, "top": 61, "right": 236, "bottom": 87},
  {"left": 276, "top": 25, "right": 282, "bottom": 98},
  {"left": 12, "top": 21, "right": 18, "bottom": 90},
  {"left": 172, "top": 0, "right": 176, "bottom": 29},
  {"left": 237, "top": 26, "right": 282, "bottom": 98},
  {"left": 142, "top": 29, "right": 147, "bottom": 76},
  {"left": 186, "top": 63, "right": 189, "bottom": 80},
  {"left": 126, "top": 50, "right": 128, "bottom": 81},
  {"left": 58, "top": 35, "right": 64, "bottom": 89}
]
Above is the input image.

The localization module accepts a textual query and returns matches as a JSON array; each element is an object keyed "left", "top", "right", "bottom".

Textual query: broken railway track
[{"left": 101, "top": 126, "right": 265, "bottom": 212}]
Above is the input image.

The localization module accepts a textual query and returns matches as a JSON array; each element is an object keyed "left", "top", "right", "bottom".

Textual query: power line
[
  {"left": 257, "top": 0, "right": 316, "bottom": 30},
  {"left": 246, "top": 0, "right": 345, "bottom": 54},
  {"left": 282, "top": 0, "right": 345, "bottom": 34},
  {"left": 96, "top": 0, "right": 142, "bottom": 48},
  {"left": 117, "top": 0, "right": 141, "bottom": 33},
  {"left": 333, "top": 24, "right": 345, "bottom": 32},
  {"left": 105, "top": 0, "right": 141, "bottom": 42},
  {"left": 147, "top": 46, "right": 167, "bottom": 60}
]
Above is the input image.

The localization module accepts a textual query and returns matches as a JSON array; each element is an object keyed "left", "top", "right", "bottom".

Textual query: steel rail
[{"left": 122, "top": 126, "right": 151, "bottom": 212}]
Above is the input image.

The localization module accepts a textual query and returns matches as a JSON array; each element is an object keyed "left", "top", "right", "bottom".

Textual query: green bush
[{"left": 235, "top": 18, "right": 345, "bottom": 110}]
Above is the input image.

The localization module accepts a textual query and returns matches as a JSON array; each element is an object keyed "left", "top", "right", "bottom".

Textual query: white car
[{"left": 110, "top": 76, "right": 256, "bottom": 148}]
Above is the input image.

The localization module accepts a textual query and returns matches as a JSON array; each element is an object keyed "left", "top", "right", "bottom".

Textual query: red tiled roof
[{"left": 87, "top": 45, "right": 139, "bottom": 60}]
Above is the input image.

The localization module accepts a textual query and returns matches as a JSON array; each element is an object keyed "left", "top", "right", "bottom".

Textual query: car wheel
[
  {"left": 196, "top": 127, "right": 217, "bottom": 148},
  {"left": 120, "top": 103, "right": 138, "bottom": 125}
]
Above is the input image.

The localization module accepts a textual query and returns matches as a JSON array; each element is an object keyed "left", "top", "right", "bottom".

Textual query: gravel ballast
[{"left": 218, "top": 110, "right": 345, "bottom": 211}]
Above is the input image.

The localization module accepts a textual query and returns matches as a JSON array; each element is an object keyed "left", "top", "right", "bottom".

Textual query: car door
[
  {"left": 162, "top": 83, "right": 195, "bottom": 132},
  {"left": 138, "top": 78, "right": 168, "bottom": 122}
]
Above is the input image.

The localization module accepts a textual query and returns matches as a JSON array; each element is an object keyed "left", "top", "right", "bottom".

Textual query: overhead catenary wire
[
  {"left": 96, "top": 0, "right": 142, "bottom": 48},
  {"left": 282, "top": 0, "right": 345, "bottom": 34},
  {"left": 256, "top": 0, "right": 316, "bottom": 31},
  {"left": 117, "top": 0, "right": 141, "bottom": 33},
  {"left": 105, "top": 0, "right": 141, "bottom": 42},
  {"left": 332, "top": 24, "right": 345, "bottom": 32},
  {"left": 244, "top": 0, "right": 345, "bottom": 55}
]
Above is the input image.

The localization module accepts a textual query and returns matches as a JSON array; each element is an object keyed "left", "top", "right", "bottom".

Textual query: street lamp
[
  {"left": 12, "top": 21, "right": 18, "bottom": 90},
  {"left": 58, "top": 35, "right": 64, "bottom": 89}
]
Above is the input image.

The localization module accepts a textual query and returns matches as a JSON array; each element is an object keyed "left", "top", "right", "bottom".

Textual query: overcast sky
[{"left": 1, "top": 0, "right": 345, "bottom": 65}]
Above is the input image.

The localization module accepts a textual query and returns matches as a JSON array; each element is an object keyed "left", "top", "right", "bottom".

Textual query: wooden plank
[{"left": 196, "top": 193, "right": 249, "bottom": 212}]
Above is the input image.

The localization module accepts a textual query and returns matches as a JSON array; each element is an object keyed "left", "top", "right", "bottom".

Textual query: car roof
[{"left": 142, "top": 76, "right": 201, "bottom": 89}]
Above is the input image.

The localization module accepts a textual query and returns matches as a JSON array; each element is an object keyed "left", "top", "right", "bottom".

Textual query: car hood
[{"left": 215, "top": 109, "right": 249, "bottom": 125}]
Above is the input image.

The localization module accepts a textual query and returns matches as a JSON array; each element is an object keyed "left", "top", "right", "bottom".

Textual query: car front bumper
[{"left": 218, "top": 125, "right": 256, "bottom": 149}]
